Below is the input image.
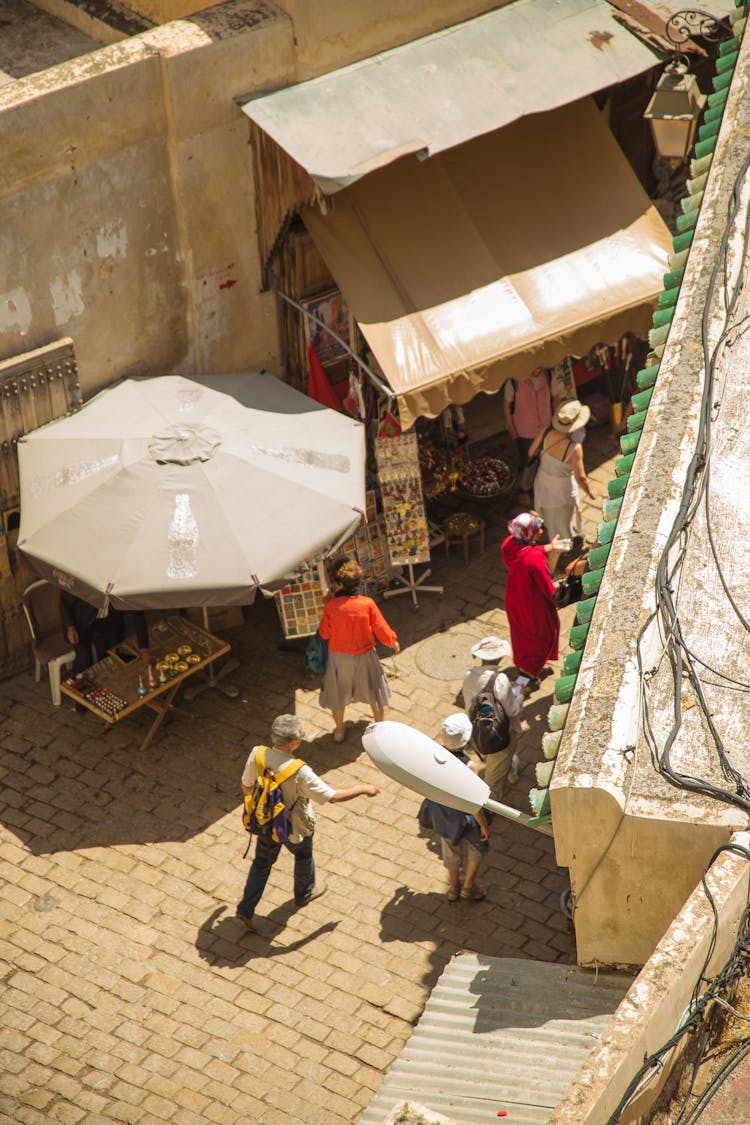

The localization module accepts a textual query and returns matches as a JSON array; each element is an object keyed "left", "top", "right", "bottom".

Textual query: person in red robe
[{"left": 501, "top": 513, "right": 561, "bottom": 685}]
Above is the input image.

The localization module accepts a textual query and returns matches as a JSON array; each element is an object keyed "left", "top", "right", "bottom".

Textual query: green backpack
[{"left": 242, "top": 746, "right": 304, "bottom": 848}]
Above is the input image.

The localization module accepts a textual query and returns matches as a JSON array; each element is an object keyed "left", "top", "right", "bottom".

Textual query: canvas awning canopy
[
  {"left": 302, "top": 97, "right": 673, "bottom": 429},
  {"left": 240, "top": 0, "right": 662, "bottom": 195}
]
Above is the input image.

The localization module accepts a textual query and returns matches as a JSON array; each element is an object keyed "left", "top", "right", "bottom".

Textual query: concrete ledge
[{"left": 549, "top": 832, "right": 750, "bottom": 1125}]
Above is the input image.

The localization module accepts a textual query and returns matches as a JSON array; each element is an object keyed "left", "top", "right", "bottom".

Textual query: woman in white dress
[{"left": 529, "top": 400, "right": 598, "bottom": 574}]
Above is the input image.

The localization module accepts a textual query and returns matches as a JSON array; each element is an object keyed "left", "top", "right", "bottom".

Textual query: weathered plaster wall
[
  {"left": 119, "top": 0, "right": 505, "bottom": 77},
  {"left": 550, "top": 835, "right": 750, "bottom": 1124},
  {"left": 0, "top": 1, "right": 291, "bottom": 400},
  {"left": 273, "top": 0, "right": 510, "bottom": 81},
  {"left": 0, "top": 0, "right": 507, "bottom": 402},
  {"left": 550, "top": 26, "right": 750, "bottom": 968}
]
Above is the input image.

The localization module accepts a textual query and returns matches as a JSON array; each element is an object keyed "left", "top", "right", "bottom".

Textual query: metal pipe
[
  {"left": 274, "top": 287, "right": 395, "bottom": 401},
  {"left": 484, "top": 797, "right": 554, "bottom": 837}
]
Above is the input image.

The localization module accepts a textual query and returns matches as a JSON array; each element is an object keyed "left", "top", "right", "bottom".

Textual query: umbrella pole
[
  {"left": 182, "top": 608, "right": 241, "bottom": 700},
  {"left": 382, "top": 561, "right": 443, "bottom": 610}
]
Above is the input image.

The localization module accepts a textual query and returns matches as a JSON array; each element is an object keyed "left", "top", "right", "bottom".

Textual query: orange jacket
[{"left": 318, "top": 595, "right": 398, "bottom": 656}]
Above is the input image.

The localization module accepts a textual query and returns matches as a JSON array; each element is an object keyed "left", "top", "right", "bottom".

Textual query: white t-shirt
[
  {"left": 242, "top": 745, "right": 334, "bottom": 841},
  {"left": 462, "top": 667, "right": 523, "bottom": 732}
]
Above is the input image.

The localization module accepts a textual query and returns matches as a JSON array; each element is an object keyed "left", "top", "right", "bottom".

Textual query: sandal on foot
[
  {"left": 446, "top": 887, "right": 461, "bottom": 902},
  {"left": 460, "top": 885, "right": 487, "bottom": 901}
]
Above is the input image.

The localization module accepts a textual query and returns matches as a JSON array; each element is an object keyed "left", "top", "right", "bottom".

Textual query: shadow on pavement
[{"left": 196, "top": 905, "right": 339, "bottom": 966}]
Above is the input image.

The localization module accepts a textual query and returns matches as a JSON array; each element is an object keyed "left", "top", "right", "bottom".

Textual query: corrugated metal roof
[
  {"left": 358, "top": 955, "right": 630, "bottom": 1125},
  {"left": 240, "top": 0, "right": 662, "bottom": 194}
]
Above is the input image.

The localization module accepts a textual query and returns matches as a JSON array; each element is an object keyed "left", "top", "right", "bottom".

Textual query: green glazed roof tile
[
  {"left": 675, "top": 209, "right": 698, "bottom": 233},
  {"left": 542, "top": 26, "right": 744, "bottom": 817},
  {"left": 554, "top": 675, "right": 577, "bottom": 704},
  {"left": 663, "top": 266, "right": 685, "bottom": 288},
  {"left": 615, "top": 452, "right": 635, "bottom": 476},
  {"left": 607, "top": 473, "right": 629, "bottom": 499},
  {"left": 575, "top": 596, "right": 597, "bottom": 624},
  {"left": 681, "top": 191, "right": 704, "bottom": 215},
  {"left": 602, "top": 496, "right": 623, "bottom": 521},
  {"left": 588, "top": 543, "right": 611, "bottom": 569},
  {"left": 672, "top": 228, "right": 695, "bottom": 253},
  {"left": 581, "top": 568, "right": 604, "bottom": 595},
  {"left": 569, "top": 622, "right": 590, "bottom": 650},
  {"left": 636, "top": 363, "right": 660, "bottom": 386},
  {"left": 619, "top": 431, "right": 640, "bottom": 456},
  {"left": 697, "top": 118, "right": 720, "bottom": 142},
  {"left": 715, "top": 50, "right": 739, "bottom": 72},
  {"left": 657, "top": 286, "right": 680, "bottom": 308},
  {"left": 597, "top": 517, "right": 618, "bottom": 544}
]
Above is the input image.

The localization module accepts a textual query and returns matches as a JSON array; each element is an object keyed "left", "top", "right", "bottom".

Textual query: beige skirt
[{"left": 319, "top": 649, "right": 391, "bottom": 712}]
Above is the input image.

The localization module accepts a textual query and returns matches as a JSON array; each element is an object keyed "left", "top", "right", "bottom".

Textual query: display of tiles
[
  {"left": 274, "top": 566, "right": 329, "bottom": 638},
  {"left": 331, "top": 490, "right": 390, "bottom": 596}
]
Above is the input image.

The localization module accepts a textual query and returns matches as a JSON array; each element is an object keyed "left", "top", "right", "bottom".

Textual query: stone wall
[{"left": 0, "top": 2, "right": 288, "bottom": 401}]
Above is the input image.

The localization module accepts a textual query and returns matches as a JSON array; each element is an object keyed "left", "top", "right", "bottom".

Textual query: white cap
[
  {"left": 440, "top": 713, "right": 473, "bottom": 751},
  {"left": 470, "top": 635, "right": 511, "bottom": 662}
]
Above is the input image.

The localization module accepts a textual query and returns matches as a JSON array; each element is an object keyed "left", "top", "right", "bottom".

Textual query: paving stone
[{"left": 0, "top": 428, "right": 618, "bottom": 1123}]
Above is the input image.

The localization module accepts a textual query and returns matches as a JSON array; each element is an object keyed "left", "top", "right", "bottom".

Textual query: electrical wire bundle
[
  {"left": 637, "top": 152, "right": 750, "bottom": 815},
  {"left": 606, "top": 842, "right": 750, "bottom": 1124}
]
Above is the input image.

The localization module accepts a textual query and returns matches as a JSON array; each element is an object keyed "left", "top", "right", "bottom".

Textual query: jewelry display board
[
  {"left": 375, "top": 433, "right": 431, "bottom": 566},
  {"left": 274, "top": 565, "right": 329, "bottom": 639}
]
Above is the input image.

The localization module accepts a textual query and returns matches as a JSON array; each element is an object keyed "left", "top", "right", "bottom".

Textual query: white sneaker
[{"left": 508, "top": 753, "right": 521, "bottom": 786}]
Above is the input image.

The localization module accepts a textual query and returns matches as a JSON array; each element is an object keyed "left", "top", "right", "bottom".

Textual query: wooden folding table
[{"left": 60, "top": 614, "right": 231, "bottom": 751}]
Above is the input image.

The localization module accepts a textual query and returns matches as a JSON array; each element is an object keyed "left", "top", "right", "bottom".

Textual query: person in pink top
[
  {"left": 318, "top": 559, "right": 400, "bottom": 742},
  {"left": 503, "top": 367, "right": 560, "bottom": 503}
]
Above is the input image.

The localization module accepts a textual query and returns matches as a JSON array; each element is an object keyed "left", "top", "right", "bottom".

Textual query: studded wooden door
[{"left": 0, "top": 339, "right": 82, "bottom": 679}]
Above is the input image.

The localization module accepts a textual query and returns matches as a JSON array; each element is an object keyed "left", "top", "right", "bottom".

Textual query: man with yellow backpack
[{"left": 236, "top": 713, "right": 379, "bottom": 932}]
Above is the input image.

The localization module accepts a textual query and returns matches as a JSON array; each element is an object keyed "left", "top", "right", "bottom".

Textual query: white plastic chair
[{"left": 21, "top": 580, "right": 76, "bottom": 706}]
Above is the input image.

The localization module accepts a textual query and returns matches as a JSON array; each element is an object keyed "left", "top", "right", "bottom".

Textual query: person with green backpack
[{"left": 236, "top": 714, "right": 379, "bottom": 932}]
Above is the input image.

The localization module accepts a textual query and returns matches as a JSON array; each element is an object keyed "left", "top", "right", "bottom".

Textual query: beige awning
[{"left": 303, "top": 98, "right": 673, "bottom": 428}]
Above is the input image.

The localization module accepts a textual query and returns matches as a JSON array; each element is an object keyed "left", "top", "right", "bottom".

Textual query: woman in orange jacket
[{"left": 318, "top": 559, "right": 400, "bottom": 742}]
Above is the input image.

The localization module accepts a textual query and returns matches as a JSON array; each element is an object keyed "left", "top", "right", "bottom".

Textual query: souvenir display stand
[
  {"left": 272, "top": 492, "right": 394, "bottom": 643},
  {"left": 376, "top": 433, "right": 443, "bottom": 609},
  {"left": 60, "top": 615, "right": 230, "bottom": 752},
  {"left": 334, "top": 489, "right": 392, "bottom": 597},
  {"left": 274, "top": 565, "right": 329, "bottom": 639}
]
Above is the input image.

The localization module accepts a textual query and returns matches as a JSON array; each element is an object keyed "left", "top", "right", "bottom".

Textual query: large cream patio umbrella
[{"left": 17, "top": 372, "right": 365, "bottom": 610}]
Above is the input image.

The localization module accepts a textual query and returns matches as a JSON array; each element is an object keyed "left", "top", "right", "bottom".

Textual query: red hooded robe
[{"left": 501, "top": 535, "right": 559, "bottom": 676}]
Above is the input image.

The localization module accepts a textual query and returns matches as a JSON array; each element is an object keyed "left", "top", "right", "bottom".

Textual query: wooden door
[{"left": 0, "top": 339, "right": 82, "bottom": 679}]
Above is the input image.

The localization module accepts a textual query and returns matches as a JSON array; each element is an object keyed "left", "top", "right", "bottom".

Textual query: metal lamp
[{"left": 643, "top": 59, "right": 706, "bottom": 163}]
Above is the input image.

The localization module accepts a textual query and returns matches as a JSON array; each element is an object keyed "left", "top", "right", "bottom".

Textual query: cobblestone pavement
[{"left": 0, "top": 428, "right": 618, "bottom": 1124}]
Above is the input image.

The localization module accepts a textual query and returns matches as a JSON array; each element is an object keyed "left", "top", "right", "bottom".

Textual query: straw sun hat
[{"left": 552, "top": 400, "right": 591, "bottom": 433}]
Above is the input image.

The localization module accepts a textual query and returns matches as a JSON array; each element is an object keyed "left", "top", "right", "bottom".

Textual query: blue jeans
[{"left": 238, "top": 834, "right": 316, "bottom": 918}]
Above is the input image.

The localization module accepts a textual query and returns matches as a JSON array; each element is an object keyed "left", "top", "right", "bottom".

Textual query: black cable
[
  {"left": 637, "top": 152, "right": 750, "bottom": 812},
  {"left": 605, "top": 844, "right": 750, "bottom": 1125},
  {"left": 677, "top": 1038, "right": 750, "bottom": 1124}
]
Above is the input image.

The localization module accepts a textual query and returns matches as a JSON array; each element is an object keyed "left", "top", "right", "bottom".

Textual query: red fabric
[
  {"left": 318, "top": 594, "right": 398, "bottom": 655},
  {"left": 571, "top": 356, "right": 603, "bottom": 389},
  {"left": 378, "top": 410, "right": 402, "bottom": 437},
  {"left": 306, "top": 346, "right": 342, "bottom": 411},
  {"left": 501, "top": 535, "right": 559, "bottom": 676}
]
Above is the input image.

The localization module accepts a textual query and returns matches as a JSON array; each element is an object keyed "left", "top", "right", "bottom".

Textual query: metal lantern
[{"left": 643, "top": 59, "right": 706, "bottom": 163}]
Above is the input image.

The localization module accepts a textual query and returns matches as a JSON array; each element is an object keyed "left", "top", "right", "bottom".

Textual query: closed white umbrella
[{"left": 18, "top": 372, "right": 365, "bottom": 610}]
